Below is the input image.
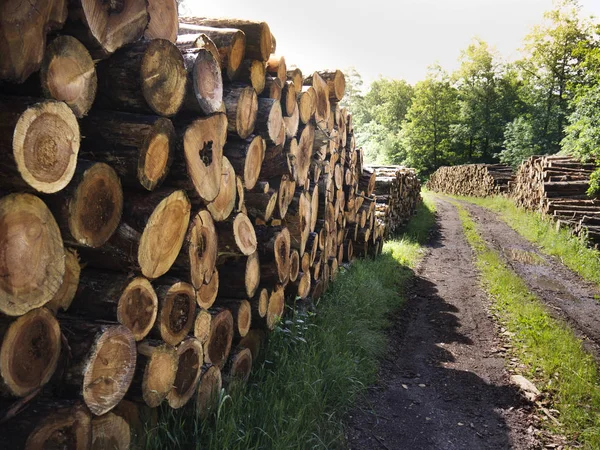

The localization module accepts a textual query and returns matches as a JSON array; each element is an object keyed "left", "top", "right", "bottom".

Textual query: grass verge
[
  {"left": 148, "top": 195, "right": 436, "bottom": 450},
  {"left": 453, "top": 201, "right": 600, "bottom": 448},
  {"left": 451, "top": 194, "right": 600, "bottom": 288}
]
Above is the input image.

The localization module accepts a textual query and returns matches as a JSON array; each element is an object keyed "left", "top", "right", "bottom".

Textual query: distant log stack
[
  {"left": 426, "top": 164, "right": 514, "bottom": 197},
  {"left": 510, "top": 154, "right": 600, "bottom": 246},
  {"left": 0, "top": 6, "right": 422, "bottom": 444},
  {"left": 367, "top": 165, "right": 422, "bottom": 236}
]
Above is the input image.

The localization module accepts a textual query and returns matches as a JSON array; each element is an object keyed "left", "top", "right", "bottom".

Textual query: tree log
[
  {"left": 144, "top": 0, "right": 178, "bottom": 42},
  {"left": 207, "top": 156, "right": 237, "bottom": 222},
  {"left": 96, "top": 38, "right": 186, "bottom": 117},
  {"left": 91, "top": 412, "right": 130, "bottom": 450},
  {"left": 135, "top": 340, "right": 178, "bottom": 408},
  {"left": 40, "top": 35, "right": 96, "bottom": 117},
  {"left": 223, "top": 84, "right": 258, "bottom": 139},
  {"left": 179, "top": 46, "right": 224, "bottom": 115},
  {"left": 78, "top": 111, "right": 175, "bottom": 191},
  {"left": 197, "top": 269, "right": 219, "bottom": 309},
  {"left": 216, "top": 251, "right": 260, "bottom": 299},
  {"left": 224, "top": 135, "right": 265, "bottom": 190},
  {"left": 216, "top": 212, "right": 258, "bottom": 260},
  {"left": 226, "top": 347, "right": 252, "bottom": 383},
  {"left": 0, "top": 97, "right": 80, "bottom": 193},
  {"left": 255, "top": 225, "right": 291, "bottom": 285},
  {"left": 236, "top": 59, "right": 265, "bottom": 94},
  {"left": 195, "top": 364, "right": 221, "bottom": 418},
  {"left": 266, "top": 55, "right": 286, "bottom": 83},
  {"left": 154, "top": 281, "right": 197, "bottom": 346},
  {"left": 204, "top": 309, "right": 234, "bottom": 368},
  {"left": 167, "top": 337, "right": 204, "bottom": 409},
  {"left": 0, "top": 193, "right": 64, "bottom": 316},
  {"left": 0, "top": 0, "right": 67, "bottom": 83}
]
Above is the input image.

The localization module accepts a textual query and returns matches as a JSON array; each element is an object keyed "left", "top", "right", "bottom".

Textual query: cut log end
[
  {"left": 204, "top": 309, "right": 234, "bottom": 368},
  {"left": 145, "top": 0, "right": 179, "bottom": 42},
  {"left": 266, "top": 285, "right": 285, "bottom": 329},
  {"left": 207, "top": 156, "right": 237, "bottom": 222},
  {"left": 256, "top": 288, "right": 269, "bottom": 318},
  {"left": 195, "top": 364, "right": 222, "bottom": 418},
  {"left": 91, "top": 412, "right": 130, "bottom": 450},
  {"left": 229, "top": 347, "right": 252, "bottom": 382},
  {"left": 233, "top": 213, "right": 258, "bottom": 256},
  {"left": 188, "top": 210, "right": 218, "bottom": 289},
  {"left": 0, "top": 308, "right": 61, "bottom": 397},
  {"left": 194, "top": 309, "right": 212, "bottom": 344},
  {"left": 167, "top": 338, "right": 204, "bottom": 409},
  {"left": 13, "top": 100, "right": 80, "bottom": 193},
  {"left": 83, "top": 325, "right": 136, "bottom": 416},
  {"left": 139, "top": 341, "right": 179, "bottom": 408},
  {"left": 159, "top": 281, "right": 197, "bottom": 346},
  {"left": 190, "top": 48, "right": 224, "bottom": 114},
  {"left": 68, "top": 162, "right": 123, "bottom": 248},
  {"left": 46, "top": 248, "right": 81, "bottom": 314},
  {"left": 183, "top": 114, "right": 227, "bottom": 202},
  {"left": 244, "top": 135, "right": 266, "bottom": 190},
  {"left": 274, "top": 228, "right": 291, "bottom": 284},
  {"left": 139, "top": 190, "right": 191, "bottom": 279},
  {"left": 141, "top": 39, "right": 187, "bottom": 117},
  {"left": 197, "top": 269, "right": 219, "bottom": 309},
  {"left": 245, "top": 251, "right": 261, "bottom": 298},
  {"left": 139, "top": 118, "right": 175, "bottom": 191},
  {"left": 0, "top": 193, "right": 65, "bottom": 316},
  {"left": 235, "top": 300, "right": 252, "bottom": 337},
  {"left": 289, "top": 250, "right": 300, "bottom": 282},
  {"left": 25, "top": 403, "right": 91, "bottom": 450},
  {"left": 41, "top": 36, "right": 97, "bottom": 118},
  {"left": 117, "top": 277, "right": 158, "bottom": 341}
]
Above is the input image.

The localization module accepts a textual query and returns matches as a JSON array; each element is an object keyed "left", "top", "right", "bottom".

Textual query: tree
[{"left": 400, "top": 66, "right": 459, "bottom": 175}]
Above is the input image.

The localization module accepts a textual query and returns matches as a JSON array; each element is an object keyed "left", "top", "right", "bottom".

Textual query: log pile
[
  {"left": 0, "top": 2, "right": 421, "bottom": 447},
  {"left": 366, "top": 165, "right": 421, "bottom": 236},
  {"left": 426, "top": 164, "right": 514, "bottom": 197},
  {"left": 509, "top": 154, "right": 600, "bottom": 246}
]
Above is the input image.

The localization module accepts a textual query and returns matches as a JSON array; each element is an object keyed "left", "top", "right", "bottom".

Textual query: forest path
[{"left": 347, "top": 196, "right": 538, "bottom": 450}]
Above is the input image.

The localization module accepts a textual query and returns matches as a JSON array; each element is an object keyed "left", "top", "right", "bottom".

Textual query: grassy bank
[
  {"left": 148, "top": 195, "right": 436, "bottom": 450},
  {"left": 454, "top": 201, "right": 600, "bottom": 448},
  {"left": 452, "top": 194, "right": 600, "bottom": 288}
]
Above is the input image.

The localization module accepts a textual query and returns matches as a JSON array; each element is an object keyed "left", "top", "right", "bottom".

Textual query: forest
[{"left": 344, "top": 0, "right": 600, "bottom": 182}]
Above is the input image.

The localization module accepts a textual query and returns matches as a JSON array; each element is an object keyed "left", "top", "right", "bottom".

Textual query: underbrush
[
  {"left": 455, "top": 202, "right": 600, "bottom": 448},
  {"left": 454, "top": 194, "right": 600, "bottom": 288},
  {"left": 147, "top": 195, "right": 436, "bottom": 449}
]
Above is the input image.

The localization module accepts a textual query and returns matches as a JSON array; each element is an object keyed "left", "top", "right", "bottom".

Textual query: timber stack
[
  {"left": 510, "top": 154, "right": 600, "bottom": 246},
  {"left": 365, "top": 165, "right": 421, "bottom": 236},
  {"left": 426, "top": 164, "right": 514, "bottom": 197},
  {"left": 0, "top": 1, "right": 421, "bottom": 447}
]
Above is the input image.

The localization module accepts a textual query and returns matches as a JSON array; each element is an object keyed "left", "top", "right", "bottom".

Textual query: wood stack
[
  {"left": 426, "top": 164, "right": 514, "bottom": 197},
  {"left": 510, "top": 155, "right": 600, "bottom": 246},
  {"left": 365, "top": 165, "right": 421, "bottom": 236},
  {"left": 0, "top": 2, "right": 421, "bottom": 447}
]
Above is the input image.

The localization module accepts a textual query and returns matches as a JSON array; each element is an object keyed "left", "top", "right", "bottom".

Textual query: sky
[{"left": 180, "top": 0, "right": 600, "bottom": 86}]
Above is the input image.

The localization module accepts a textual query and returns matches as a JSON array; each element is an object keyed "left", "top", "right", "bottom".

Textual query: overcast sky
[{"left": 181, "top": 0, "right": 600, "bottom": 86}]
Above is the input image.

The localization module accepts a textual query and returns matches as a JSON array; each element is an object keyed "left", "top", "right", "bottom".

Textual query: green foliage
[
  {"left": 455, "top": 202, "right": 600, "bottom": 447},
  {"left": 499, "top": 116, "right": 541, "bottom": 166},
  {"left": 400, "top": 66, "right": 459, "bottom": 175},
  {"left": 147, "top": 197, "right": 437, "bottom": 450}
]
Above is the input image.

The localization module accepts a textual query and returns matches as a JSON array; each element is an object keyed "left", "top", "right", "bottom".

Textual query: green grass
[
  {"left": 147, "top": 195, "right": 437, "bottom": 450},
  {"left": 452, "top": 194, "right": 600, "bottom": 288},
  {"left": 453, "top": 201, "right": 600, "bottom": 448}
]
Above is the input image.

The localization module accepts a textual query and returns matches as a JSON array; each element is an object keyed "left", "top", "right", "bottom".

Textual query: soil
[
  {"left": 347, "top": 197, "right": 539, "bottom": 450},
  {"left": 458, "top": 200, "right": 600, "bottom": 360}
]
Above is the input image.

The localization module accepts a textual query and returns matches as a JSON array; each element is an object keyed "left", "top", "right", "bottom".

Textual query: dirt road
[{"left": 347, "top": 197, "right": 538, "bottom": 450}]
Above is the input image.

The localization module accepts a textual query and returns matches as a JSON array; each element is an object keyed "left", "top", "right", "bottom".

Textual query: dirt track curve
[{"left": 347, "top": 197, "right": 539, "bottom": 450}]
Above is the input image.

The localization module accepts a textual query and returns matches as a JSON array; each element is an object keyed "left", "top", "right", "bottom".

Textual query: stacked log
[
  {"left": 0, "top": 4, "right": 421, "bottom": 447},
  {"left": 510, "top": 155, "right": 600, "bottom": 246},
  {"left": 366, "top": 165, "right": 421, "bottom": 236},
  {"left": 426, "top": 164, "right": 514, "bottom": 197}
]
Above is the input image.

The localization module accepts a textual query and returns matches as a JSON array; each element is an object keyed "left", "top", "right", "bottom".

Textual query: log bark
[
  {"left": 167, "top": 337, "right": 204, "bottom": 409},
  {"left": 304, "top": 70, "right": 345, "bottom": 101},
  {"left": 64, "top": 0, "right": 148, "bottom": 58},
  {"left": 216, "top": 251, "right": 260, "bottom": 299},
  {"left": 236, "top": 59, "right": 266, "bottom": 94},
  {"left": 40, "top": 35, "right": 96, "bottom": 117},
  {"left": 255, "top": 225, "right": 291, "bottom": 285},
  {"left": 224, "top": 135, "right": 265, "bottom": 190},
  {"left": 223, "top": 84, "right": 258, "bottom": 139},
  {"left": 180, "top": 18, "right": 272, "bottom": 62},
  {"left": 78, "top": 111, "right": 175, "bottom": 191},
  {"left": 61, "top": 322, "right": 137, "bottom": 416},
  {"left": 245, "top": 189, "right": 278, "bottom": 222},
  {"left": 0, "top": 193, "right": 65, "bottom": 316},
  {"left": 44, "top": 161, "right": 123, "bottom": 248},
  {"left": 262, "top": 76, "right": 282, "bottom": 101},
  {"left": 0, "top": 308, "right": 61, "bottom": 397},
  {"left": 96, "top": 38, "right": 186, "bottom": 117},
  {"left": 145, "top": 0, "right": 178, "bottom": 42},
  {"left": 0, "top": 0, "right": 67, "bottom": 83},
  {"left": 0, "top": 97, "right": 80, "bottom": 193},
  {"left": 177, "top": 25, "right": 246, "bottom": 80}
]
